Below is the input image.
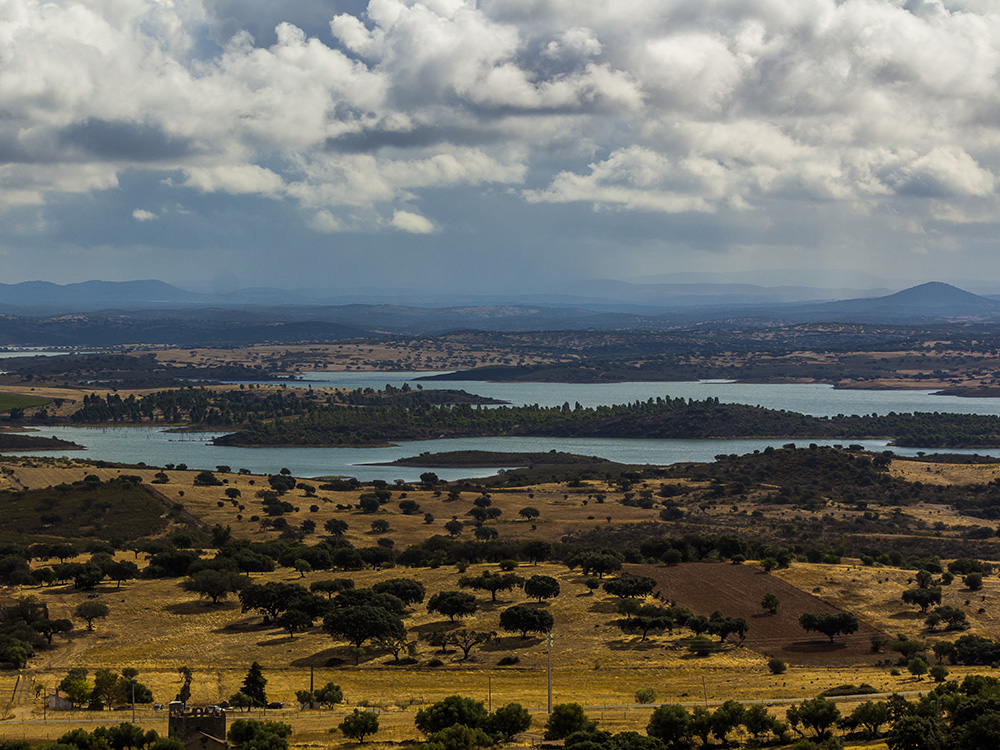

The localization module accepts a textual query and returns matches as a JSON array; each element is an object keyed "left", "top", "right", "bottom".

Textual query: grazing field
[
  {"left": 0, "top": 393, "right": 50, "bottom": 412},
  {"left": 7, "top": 449, "right": 1000, "bottom": 748}
]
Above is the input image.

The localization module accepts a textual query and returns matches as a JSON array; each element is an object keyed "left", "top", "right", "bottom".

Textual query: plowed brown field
[{"left": 632, "top": 562, "right": 887, "bottom": 666}]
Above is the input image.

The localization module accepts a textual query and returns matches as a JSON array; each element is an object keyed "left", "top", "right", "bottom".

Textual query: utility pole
[{"left": 546, "top": 632, "right": 554, "bottom": 714}]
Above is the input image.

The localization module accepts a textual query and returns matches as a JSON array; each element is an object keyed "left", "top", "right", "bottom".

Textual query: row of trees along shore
[{"left": 58, "top": 388, "right": 1000, "bottom": 447}]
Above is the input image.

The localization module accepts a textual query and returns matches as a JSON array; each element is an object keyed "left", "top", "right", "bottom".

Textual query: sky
[{"left": 2, "top": 0, "right": 1000, "bottom": 295}]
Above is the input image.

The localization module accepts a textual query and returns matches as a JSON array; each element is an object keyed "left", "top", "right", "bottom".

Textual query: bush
[
  {"left": 634, "top": 687, "right": 657, "bottom": 704},
  {"left": 544, "top": 704, "right": 595, "bottom": 740},
  {"left": 339, "top": 709, "right": 379, "bottom": 743},
  {"left": 768, "top": 657, "right": 787, "bottom": 675}
]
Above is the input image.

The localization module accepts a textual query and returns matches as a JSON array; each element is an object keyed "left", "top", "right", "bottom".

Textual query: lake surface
[
  {"left": 289, "top": 372, "right": 1000, "bottom": 418},
  {"left": 3, "top": 425, "right": 924, "bottom": 482},
  {"left": 11, "top": 372, "right": 1000, "bottom": 480}
]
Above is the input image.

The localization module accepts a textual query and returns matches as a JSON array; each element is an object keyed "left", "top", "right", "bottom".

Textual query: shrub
[
  {"left": 634, "top": 687, "right": 657, "bottom": 704},
  {"left": 544, "top": 703, "right": 595, "bottom": 740},
  {"left": 768, "top": 657, "right": 787, "bottom": 675}
]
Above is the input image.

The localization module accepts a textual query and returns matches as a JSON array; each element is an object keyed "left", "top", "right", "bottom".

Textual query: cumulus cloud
[
  {"left": 132, "top": 209, "right": 158, "bottom": 221},
  {"left": 1, "top": 0, "right": 999, "bottom": 272},
  {"left": 391, "top": 209, "right": 435, "bottom": 233}
]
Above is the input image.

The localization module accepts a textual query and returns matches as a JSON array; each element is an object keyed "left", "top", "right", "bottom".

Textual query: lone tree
[
  {"left": 499, "top": 605, "right": 554, "bottom": 638},
  {"left": 450, "top": 629, "right": 497, "bottom": 661},
  {"left": 74, "top": 601, "right": 109, "bottom": 631},
  {"left": 241, "top": 661, "right": 268, "bottom": 706},
  {"left": 524, "top": 575, "right": 560, "bottom": 602},
  {"left": 315, "top": 682, "right": 345, "bottom": 708},
  {"left": 325, "top": 519, "right": 349, "bottom": 536},
  {"left": 518, "top": 507, "right": 540, "bottom": 521},
  {"left": 427, "top": 591, "right": 478, "bottom": 622},
  {"left": 323, "top": 606, "right": 406, "bottom": 648},
  {"left": 761, "top": 592, "right": 779, "bottom": 614},
  {"left": 799, "top": 612, "right": 859, "bottom": 644},
  {"left": 902, "top": 587, "right": 942, "bottom": 613},
  {"left": 339, "top": 708, "right": 379, "bottom": 743}
]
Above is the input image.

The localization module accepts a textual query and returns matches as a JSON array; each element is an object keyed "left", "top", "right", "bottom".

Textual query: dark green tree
[
  {"left": 372, "top": 578, "right": 425, "bottom": 605},
  {"left": 182, "top": 569, "right": 246, "bottom": 604},
  {"left": 544, "top": 704, "right": 595, "bottom": 740},
  {"left": 323, "top": 605, "right": 406, "bottom": 648},
  {"left": 499, "top": 605, "right": 554, "bottom": 638},
  {"left": 798, "top": 612, "right": 859, "bottom": 643},
  {"left": 427, "top": 591, "right": 478, "bottom": 622},
  {"left": 646, "top": 704, "right": 691, "bottom": 749},
  {"left": 241, "top": 662, "right": 268, "bottom": 707},
  {"left": 74, "top": 601, "right": 109, "bottom": 631},
  {"left": 339, "top": 709, "right": 380, "bottom": 742},
  {"left": 787, "top": 697, "right": 840, "bottom": 738},
  {"left": 524, "top": 575, "right": 560, "bottom": 602},
  {"left": 415, "top": 695, "right": 489, "bottom": 735}
]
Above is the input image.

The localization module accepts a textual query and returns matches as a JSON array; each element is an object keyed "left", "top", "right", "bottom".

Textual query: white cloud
[
  {"left": 1, "top": 0, "right": 999, "bottom": 262},
  {"left": 132, "top": 209, "right": 158, "bottom": 221},
  {"left": 307, "top": 210, "right": 347, "bottom": 233},
  {"left": 183, "top": 165, "right": 285, "bottom": 196},
  {"left": 391, "top": 209, "right": 436, "bottom": 233}
]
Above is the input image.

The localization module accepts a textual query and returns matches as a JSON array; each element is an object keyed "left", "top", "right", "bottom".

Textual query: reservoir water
[
  {"left": 287, "top": 371, "right": 1000, "bottom": 418},
  {"left": 10, "top": 375, "right": 1000, "bottom": 480}
]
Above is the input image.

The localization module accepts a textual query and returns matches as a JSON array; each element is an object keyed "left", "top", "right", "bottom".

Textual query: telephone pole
[{"left": 546, "top": 632, "right": 554, "bottom": 713}]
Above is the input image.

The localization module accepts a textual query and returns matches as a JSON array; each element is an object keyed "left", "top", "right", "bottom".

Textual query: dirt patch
[{"left": 631, "top": 562, "right": 887, "bottom": 666}]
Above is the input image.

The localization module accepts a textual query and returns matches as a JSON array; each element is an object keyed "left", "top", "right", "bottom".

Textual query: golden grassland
[
  {"left": 775, "top": 561, "right": 1000, "bottom": 642},
  {"left": 6, "top": 555, "right": 957, "bottom": 749},
  {"left": 4, "top": 458, "right": 684, "bottom": 548},
  {"left": 890, "top": 458, "right": 1000, "bottom": 486},
  {"left": 6, "top": 457, "right": 1000, "bottom": 748}
]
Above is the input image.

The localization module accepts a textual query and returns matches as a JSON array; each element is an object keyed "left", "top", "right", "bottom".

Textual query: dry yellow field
[
  {"left": 3, "top": 458, "right": 996, "bottom": 749},
  {"left": 7, "top": 554, "right": 945, "bottom": 750},
  {"left": 4, "top": 459, "right": 675, "bottom": 549},
  {"left": 889, "top": 458, "right": 1000, "bottom": 485},
  {"left": 775, "top": 561, "right": 1000, "bottom": 642}
]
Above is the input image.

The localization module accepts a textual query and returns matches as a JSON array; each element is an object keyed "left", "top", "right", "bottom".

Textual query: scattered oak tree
[{"left": 798, "top": 612, "right": 859, "bottom": 644}]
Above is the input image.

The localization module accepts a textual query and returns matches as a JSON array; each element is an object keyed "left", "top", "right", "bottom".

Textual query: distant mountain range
[
  {"left": 0, "top": 277, "right": 890, "bottom": 312},
  {"left": 0, "top": 279, "right": 997, "bottom": 346}
]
